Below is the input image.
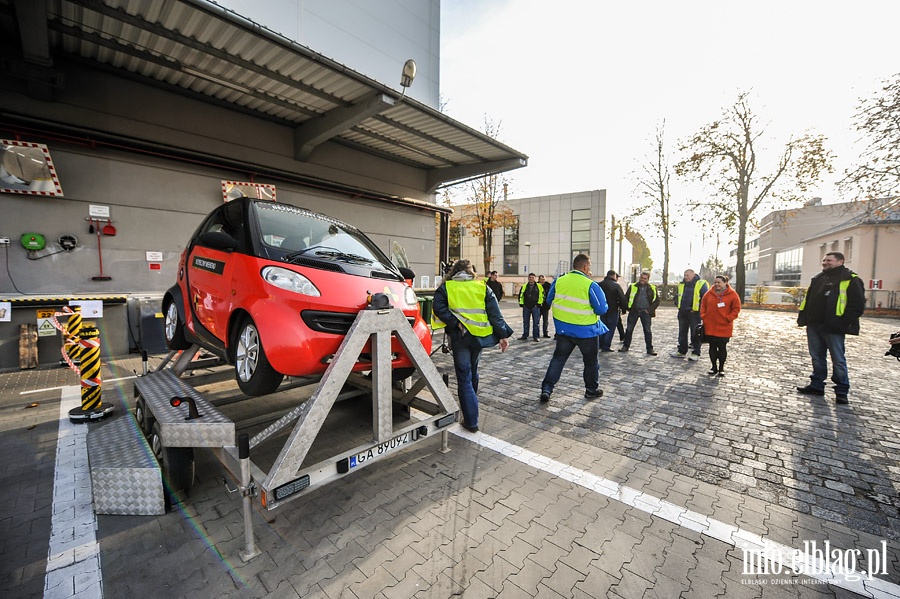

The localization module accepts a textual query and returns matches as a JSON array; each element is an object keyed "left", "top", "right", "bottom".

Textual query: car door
[{"left": 187, "top": 201, "right": 245, "bottom": 342}]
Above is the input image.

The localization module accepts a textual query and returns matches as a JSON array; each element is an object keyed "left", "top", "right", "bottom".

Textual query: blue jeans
[
  {"left": 677, "top": 309, "right": 702, "bottom": 355},
  {"left": 522, "top": 306, "right": 540, "bottom": 339},
  {"left": 541, "top": 334, "right": 600, "bottom": 395},
  {"left": 622, "top": 310, "right": 653, "bottom": 351},
  {"left": 451, "top": 333, "right": 483, "bottom": 428},
  {"left": 806, "top": 323, "right": 849, "bottom": 394},
  {"left": 599, "top": 311, "right": 620, "bottom": 351}
]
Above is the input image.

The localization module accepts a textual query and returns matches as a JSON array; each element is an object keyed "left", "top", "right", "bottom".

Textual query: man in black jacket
[
  {"left": 796, "top": 251, "right": 865, "bottom": 404},
  {"left": 486, "top": 271, "right": 504, "bottom": 301},
  {"left": 598, "top": 270, "right": 627, "bottom": 352},
  {"left": 620, "top": 271, "right": 660, "bottom": 355}
]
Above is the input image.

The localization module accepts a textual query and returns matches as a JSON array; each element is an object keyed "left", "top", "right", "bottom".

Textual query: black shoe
[
  {"left": 618, "top": 347, "right": 629, "bottom": 352},
  {"left": 600, "top": 348, "right": 614, "bottom": 352},
  {"left": 647, "top": 350, "right": 658, "bottom": 356},
  {"left": 543, "top": 333, "right": 550, "bottom": 338},
  {"left": 539, "top": 392, "right": 550, "bottom": 403},
  {"left": 518, "top": 336, "right": 528, "bottom": 340},
  {"left": 796, "top": 385, "right": 825, "bottom": 396},
  {"left": 708, "top": 367, "right": 718, "bottom": 375},
  {"left": 717, "top": 369, "right": 725, "bottom": 377},
  {"left": 533, "top": 337, "right": 539, "bottom": 342},
  {"left": 835, "top": 394, "right": 849, "bottom": 405},
  {"left": 462, "top": 423, "right": 479, "bottom": 433},
  {"left": 584, "top": 388, "right": 603, "bottom": 399}
]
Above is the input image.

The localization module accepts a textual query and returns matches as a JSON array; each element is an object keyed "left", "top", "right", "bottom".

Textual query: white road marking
[
  {"left": 453, "top": 426, "right": 898, "bottom": 598},
  {"left": 45, "top": 386, "right": 103, "bottom": 599}
]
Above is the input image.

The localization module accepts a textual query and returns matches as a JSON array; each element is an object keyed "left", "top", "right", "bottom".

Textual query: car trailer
[{"left": 87, "top": 306, "right": 458, "bottom": 561}]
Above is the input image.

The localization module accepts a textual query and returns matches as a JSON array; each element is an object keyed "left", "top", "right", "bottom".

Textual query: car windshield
[{"left": 253, "top": 201, "right": 394, "bottom": 270}]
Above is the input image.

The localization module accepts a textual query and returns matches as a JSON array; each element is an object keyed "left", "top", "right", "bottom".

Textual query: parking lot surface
[{"left": 1, "top": 305, "right": 899, "bottom": 598}]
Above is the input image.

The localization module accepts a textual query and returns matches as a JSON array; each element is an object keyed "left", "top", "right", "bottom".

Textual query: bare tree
[
  {"left": 631, "top": 121, "right": 675, "bottom": 298},
  {"left": 454, "top": 118, "right": 517, "bottom": 276},
  {"left": 841, "top": 73, "right": 900, "bottom": 199},
  {"left": 675, "top": 92, "right": 833, "bottom": 300}
]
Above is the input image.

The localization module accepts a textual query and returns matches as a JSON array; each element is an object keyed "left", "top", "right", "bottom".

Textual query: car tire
[
  {"left": 134, "top": 395, "right": 154, "bottom": 436},
  {"left": 163, "top": 298, "right": 190, "bottom": 350},
  {"left": 149, "top": 421, "right": 194, "bottom": 511},
  {"left": 234, "top": 317, "right": 284, "bottom": 396}
]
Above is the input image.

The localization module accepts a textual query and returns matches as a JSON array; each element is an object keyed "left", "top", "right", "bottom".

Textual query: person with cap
[
  {"left": 432, "top": 259, "right": 513, "bottom": 432},
  {"left": 671, "top": 268, "right": 709, "bottom": 361},
  {"left": 539, "top": 254, "right": 608, "bottom": 403},
  {"left": 598, "top": 270, "right": 627, "bottom": 352}
]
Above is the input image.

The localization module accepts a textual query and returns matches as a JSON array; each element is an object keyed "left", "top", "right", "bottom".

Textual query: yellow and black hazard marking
[
  {"left": 66, "top": 306, "right": 83, "bottom": 364},
  {"left": 79, "top": 325, "right": 103, "bottom": 411}
]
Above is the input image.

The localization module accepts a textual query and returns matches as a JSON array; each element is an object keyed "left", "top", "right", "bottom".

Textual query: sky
[{"left": 439, "top": 0, "right": 900, "bottom": 271}]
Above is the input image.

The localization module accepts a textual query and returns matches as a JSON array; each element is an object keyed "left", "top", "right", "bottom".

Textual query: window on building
[
  {"left": 819, "top": 243, "right": 827, "bottom": 261},
  {"left": 774, "top": 248, "right": 803, "bottom": 285},
  {"left": 844, "top": 237, "right": 853, "bottom": 261},
  {"left": 830, "top": 240, "right": 839, "bottom": 252},
  {"left": 503, "top": 218, "right": 519, "bottom": 275},
  {"left": 571, "top": 209, "right": 591, "bottom": 257},
  {"left": 448, "top": 223, "right": 462, "bottom": 262}
]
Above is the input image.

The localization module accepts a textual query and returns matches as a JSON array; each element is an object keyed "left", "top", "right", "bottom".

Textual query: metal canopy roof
[{"left": 3, "top": 0, "right": 527, "bottom": 193}]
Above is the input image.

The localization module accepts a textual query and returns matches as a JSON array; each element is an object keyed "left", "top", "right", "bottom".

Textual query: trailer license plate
[{"left": 349, "top": 431, "right": 412, "bottom": 469}]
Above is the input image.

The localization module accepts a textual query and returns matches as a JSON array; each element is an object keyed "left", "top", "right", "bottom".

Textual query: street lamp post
[{"left": 524, "top": 241, "right": 532, "bottom": 281}]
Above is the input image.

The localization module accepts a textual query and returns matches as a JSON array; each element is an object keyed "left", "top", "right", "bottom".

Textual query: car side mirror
[
  {"left": 398, "top": 266, "right": 416, "bottom": 287},
  {"left": 199, "top": 231, "right": 237, "bottom": 251}
]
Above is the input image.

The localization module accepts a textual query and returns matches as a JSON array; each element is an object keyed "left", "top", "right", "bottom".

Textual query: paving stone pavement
[{"left": 0, "top": 304, "right": 898, "bottom": 598}]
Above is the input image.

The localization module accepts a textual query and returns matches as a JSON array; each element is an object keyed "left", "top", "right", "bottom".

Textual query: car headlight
[
  {"left": 404, "top": 287, "right": 417, "bottom": 306},
  {"left": 261, "top": 266, "right": 321, "bottom": 297}
]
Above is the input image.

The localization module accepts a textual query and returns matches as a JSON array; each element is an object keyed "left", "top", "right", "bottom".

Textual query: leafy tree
[
  {"left": 631, "top": 121, "right": 675, "bottom": 298},
  {"left": 448, "top": 118, "right": 517, "bottom": 276},
  {"left": 675, "top": 92, "right": 833, "bottom": 301},
  {"left": 841, "top": 73, "right": 900, "bottom": 199},
  {"left": 700, "top": 254, "right": 724, "bottom": 281}
]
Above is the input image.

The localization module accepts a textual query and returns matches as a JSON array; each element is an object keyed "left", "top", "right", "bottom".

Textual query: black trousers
[{"left": 707, "top": 335, "right": 730, "bottom": 369}]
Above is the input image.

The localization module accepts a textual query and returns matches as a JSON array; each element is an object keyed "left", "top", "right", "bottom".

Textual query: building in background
[{"left": 448, "top": 190, "right": 634, "bottom": 295}]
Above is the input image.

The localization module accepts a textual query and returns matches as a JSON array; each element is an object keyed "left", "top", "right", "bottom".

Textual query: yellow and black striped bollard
[
  {"left": 68, "top": 323, "right": 114, "bottom": 423},
  {"left": 65, "top": 306, "right": 82, "bottom": 366}
]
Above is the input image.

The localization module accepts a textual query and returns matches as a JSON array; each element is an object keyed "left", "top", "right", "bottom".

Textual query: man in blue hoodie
[{"left": 539, "top": 254, "right": 608, "bottom": 403}]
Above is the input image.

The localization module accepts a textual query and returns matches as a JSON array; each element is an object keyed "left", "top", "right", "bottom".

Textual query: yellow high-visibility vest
[
  {"left": 677, "top": 280, "right": 706, "bottom": 311},
  {"left": 551, "top": 272, "right": 598, "bottom": 326},
  {"left": 432, "top": 280, "right": 491, "bottom": 337}
]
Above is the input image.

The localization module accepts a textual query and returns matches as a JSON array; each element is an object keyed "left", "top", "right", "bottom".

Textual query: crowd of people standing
[{"left": 433, "top": 251, "right": 864, "bottom": 432}]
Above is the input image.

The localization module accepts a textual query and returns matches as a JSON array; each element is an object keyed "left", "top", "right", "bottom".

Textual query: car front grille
[
  {"left": 302, "top": 310, "right": 416, "bottom": 335},
  {"left": 289, "top": 257, "right": 345, "bottom": 273}
]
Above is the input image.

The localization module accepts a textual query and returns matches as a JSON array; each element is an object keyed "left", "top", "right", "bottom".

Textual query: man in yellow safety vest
[
  {"left": 538, "top": 254, "right": 608, "bottom": 403},
  {"left": 796, "top": 251, "right": 865, "bottom": 405},
  {"left": 432, "top": 259, "right": 513, "bottom": 432}
]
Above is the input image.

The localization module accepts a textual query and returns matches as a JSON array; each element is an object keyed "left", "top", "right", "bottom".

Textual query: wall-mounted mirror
[
  {"left": 0, "top": 140, "right": 64, "bottom": 197},
  {"left": 222, "top": 180, "right": 276, "bottom": 202}
]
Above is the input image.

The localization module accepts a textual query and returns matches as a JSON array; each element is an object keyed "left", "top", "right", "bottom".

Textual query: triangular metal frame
[{"left": 250, "top": 307, "right": 457, "bottom": 491}]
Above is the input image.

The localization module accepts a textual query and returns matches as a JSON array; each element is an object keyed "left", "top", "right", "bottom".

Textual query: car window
[
  {"left": 196, "top": 201, "right": 245, "bottom": 251},
  {"left": 253, "top": 202, "right": 391, "bottom": 268}
]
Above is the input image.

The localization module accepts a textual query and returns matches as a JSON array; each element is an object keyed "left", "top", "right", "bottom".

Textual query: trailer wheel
[
  {"left": 150, "top": 422, "right": 194, "bottom": 509},
  {"left": 134, "top": 396, "right": 154, "bottom": 436}
]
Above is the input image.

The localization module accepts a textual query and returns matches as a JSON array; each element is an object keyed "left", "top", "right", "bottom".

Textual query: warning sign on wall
[{"left": 36, "top": 309, "right": 57, "bottom": 337}]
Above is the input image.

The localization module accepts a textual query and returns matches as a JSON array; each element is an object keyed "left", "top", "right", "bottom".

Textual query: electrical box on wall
[{"left": 21, "top": 233, "right": 46, "bottom": 250}]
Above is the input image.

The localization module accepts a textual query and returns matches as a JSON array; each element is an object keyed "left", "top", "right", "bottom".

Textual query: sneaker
[
  {"left": 533, "top": 337, "right": 539, "bottom": 342},
  {"left": 688, "top": 354, "right": 699, "bottom": 361},
  {"left": 543, "top": 333, "right": 551, "bottom": 338},
  {"left": 539, "top": 392, "right": 550, "bottom": 403},
  {"left": 796, "top": 385, "right": 825, "bottom": 396},
  {"left": 462, "top": 423, "right": 479, "bottom": 433},
  {"left": 671, "top": 351, "right": 686, "bottom": 358},
  {"left": 835, "top": 394, "right": 849, "bottom": 405},
  {"left": 518, "top": 336, "right": 528, "bottom": 340},
  {"left": 708, "top": 367, "right": 718, "bottom": 375},
  {"left": 717, "top": 369, "right": 725, "bottom": 377},
  {"left": 618, "top": 347, "right": 629, "bottom": 352},
  {"left": 647, "top": 350, "right": 658, "bottom": 356},
  {"left": 584, "top": 388, "right": 604, "bottom": 399}
]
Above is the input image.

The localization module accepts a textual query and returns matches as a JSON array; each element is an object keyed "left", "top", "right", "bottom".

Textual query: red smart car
[{"left": 163, "top": 198, "right": 430, "bottom": 396}]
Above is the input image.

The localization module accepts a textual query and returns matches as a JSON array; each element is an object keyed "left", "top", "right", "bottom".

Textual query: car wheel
[
  {"left": 234, "top": 317, "right": 284, "bottom": 396},
  {"left": 149, "top": 422, "right": 194, "bottom": 511},
  {"left": 164, "top": 299, "right": 190, "bottom": 350}
]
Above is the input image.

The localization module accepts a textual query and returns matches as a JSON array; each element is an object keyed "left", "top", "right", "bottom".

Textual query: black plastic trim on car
[
  {"left": 301, "top": 310, "right": 416, "bottom": 335},
  {"left": 286, "top": 257, "right": 345, "bottom": 273}
]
